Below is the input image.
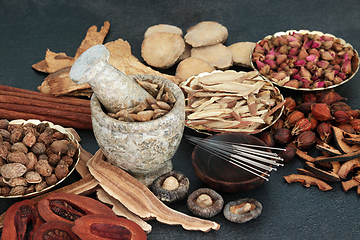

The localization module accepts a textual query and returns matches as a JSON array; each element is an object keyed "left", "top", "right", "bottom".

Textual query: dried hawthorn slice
[
  {"left": 72, "top": 214, "right": 147, "bottom": 240},
  {"left": 37, "top": 192, "right": 116, "bottom": 225},
  {"left": 1, "top": 199, "right": 43, "bottom": 240},
  {"left": 32, "top": 221, "right": 80, "bottom": 240}
]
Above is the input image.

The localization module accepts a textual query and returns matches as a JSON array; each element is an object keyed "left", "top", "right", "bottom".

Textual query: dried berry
[
  {"left": 284, "top": 97, "right": 297, "bottom": 115},
  {"left": 259, "top": 131, "right": 275, "bottom": 147},
  {"left": 311, "top": 103, "right": 333, "bottom": 121},
  {"left": 317, "top": 122, "right": 332, "bottom": 143},
  {"left": 333, "top": 110, "right": 352, "bottom": 124},
  {"left": 296, "top": 130, "right": 316, "bottom": 150},
  {"left": 291, "top": 118, "right": 311, "bottom": 135},
  {"left": 274, "top": 128, "right": 293, "bottom": 145},
  {"left": 278, "top": 146, "right": 297, "bottom": 163},
  {"left": 285, "top": 110, "right": 305, "bottom": 128}
]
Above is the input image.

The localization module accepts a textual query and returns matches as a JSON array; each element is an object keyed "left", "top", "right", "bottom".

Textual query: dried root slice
[
  {"left": 178, "top": 43, "right": 192, "bottom": 62},
  {"left": 284, "top": 174, "right": 333, "bottom": 191},
  {"left": 303, "top": 162, "right": 340, "bottom": 182},
  {"left": 32, "top": 50, "right": 75, "bottom": 73},
  {"left": 144, "top": 24, "right": 183, "bottom": 38},
  {"left": 96, "top": 188, "right": 152, "bottom": 234},
  {"left": 175, "top": 57, "right": 215, "bottom": 83},
  {"left": 87, "top": 150, "right": 220, "bottom": 232},
  {"left": 313, "top": 150, "right": 360, "bottom": 163},
  {"left": 337, "top": 158, "right": 360, "bottom": 179},
  {"left": 141, "top": 32, "right": 185, "bottom": 69},
  {"left": 191, "top": 43, "right": 233, "bottom": 70},
  {"left": 342, "top": 177, "right": 360, "bottom": 192},
  {"left": 332, "top": 126, "right": 353, "bottom": 154},
  {"left": 227, "top": 42, "right": 256, "bottom": 68},
  {"left": 184, "top": 21, "right": 228, "bottom": 47}
]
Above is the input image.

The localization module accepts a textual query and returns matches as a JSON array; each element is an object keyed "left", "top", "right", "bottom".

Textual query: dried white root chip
[
  {"left": 144, "top": 24, "right": 183, "bottom": 38},
  {"left": 175, "top": 57, "right": 215, "bottom": 83},
  {"left": 227, "top": 42, "right": 256, "bottom": 68},
  {"left": 184, "top": 21, "right": 228, "bottom": 47},
  {"left": 141, "top": 32, "right": 185, "bottom": 69},
  {"left": 191, "top": 43, "right": 233, "bottom": 70}
]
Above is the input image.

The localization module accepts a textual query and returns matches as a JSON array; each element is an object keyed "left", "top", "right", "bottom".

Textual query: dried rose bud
[
  {"left": 296, "top": 130, "right": 316, "bottom": 150},
  {"left": 333, "top": 110, "right": 352, "bottom": 124},
  {"left": 291, "top": 118, "right": 311, "bottom": 136},
  {"left": 317, "top": 122, "right": 332, "bottom": 143},
  {"left": 274, "top": 128, "right": 293, "bottom": 145},
  {"left": 285, "top": 110, "right": 305, "bottom": 128},
  {"left": 311, "top": 103, "right": 333, "bottom": 122}
]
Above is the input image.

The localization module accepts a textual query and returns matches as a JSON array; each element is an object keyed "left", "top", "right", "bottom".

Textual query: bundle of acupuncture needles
[{"left": 186, "top": 135, "right": 286, "bottom": 181}]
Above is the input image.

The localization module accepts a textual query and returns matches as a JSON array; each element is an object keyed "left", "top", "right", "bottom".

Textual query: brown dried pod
[
  {"left": 0, "top": 119, "right": 9, "bottom": 129},
  {"left": 22, "top": 131, "right": 37, "bottom": 147},
  {"left": 296, "top": 102, "right": 314, "bottom": 115},
  {"left": 311, "top": 103, "right": 333, "bottom": 121},
  {"left": 10, "top": 128, "right": 24, "bottom": 143},
  {"left": 278, "top": 146, "right": 296, "bottom": 163},
  {"left": 55, "top": 164, "right": 69, "bottom": 180},
  {"left": 0, "top": 163, "right": 27, "bottom": 179},
  {"left": 34, "top": 181, "right": 48, "bottom": 192},
  {"left": 291, "top": 118, "right": 311, "bottom": 136},
  {"left": 333, "top": 110, "right": 352, "bottom": 124},
  {"left": 37, "top": 130, "right": 53, "bottom": 146},
  {"left": 45, "top": 174, "right": 58, "bottom": 186},
  {"left": 284, "top": 110, "right": 305, "bottom": 128},
  {"left": 9, "top": 185, "right": 27, "bottom": 196},
  {"left": 0, "top": 129, "right": 11, "bottom": 142},
  {"left": 25, "top": 171, "right": 42, "bottom": 184},
  {"left": 31, "top": 142, "right": 46, "bottom": 155},
  {"left": 35, "top": 159, "right": 53, "bottom": 177},
  {"left": 349, "top": 119, "right": 360, "bottom": 133},
  {"left": 296, "top": 130, "right": 316, "bottom": 150},
  {"left": 259, "top": 131, "right": 275, "bottom": 147},
  {"left": 10, "top": 142, "right": 28, "bottom": 154},
  {"left": 274, "top": 128, "right": 293, "bottom": 145},
  {"left": 302, "top": 93, "right": 317, "bottom": 103},
  {"left": 0, "top": 144, "right": 8, "bottom": 160},
  {"left": 337, "top": 124, "right": 356, "bottom": 134},
  {"left": 317, "top": 122, "right": 332, "bottom": 143},
  {"left": 270, "top": 119, "right": 284, "bottom": 134},
  {"left": 47, "top": 153, "right": 61, "bottom": 166},
  {"left": 284, "top": 97, "right": 297, "bottom": 115},
  {"left": 308, "top": 114, "right": 319, "bottom": 131},
  {"left": 330, "top": 101, "right": 351, "bottom": 114},
  {"left": 346, "top": 109, "right": 360, "bottom": 119},
  {"left": 317, "top": 90, "right": 346, "bottom": 105},
  {"left": 52, "top": 131, "right": 66, "bottom": 140},
  {"left": 7, "top": 151, "right": 29, "bottom": 165}
]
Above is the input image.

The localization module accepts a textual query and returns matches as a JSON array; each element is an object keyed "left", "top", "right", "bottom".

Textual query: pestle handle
[{"left": 70, "top": 44, "right": 153, "bottom": 113}]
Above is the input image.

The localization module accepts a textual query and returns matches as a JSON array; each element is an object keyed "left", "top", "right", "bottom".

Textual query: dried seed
[{"left": 0, "top": 163, "right": 27, "bottom": 179}]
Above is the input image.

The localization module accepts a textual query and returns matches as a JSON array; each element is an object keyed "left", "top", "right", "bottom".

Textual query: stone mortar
[{"left": 91, "top": 74, "right": 185, "bottom": 186}]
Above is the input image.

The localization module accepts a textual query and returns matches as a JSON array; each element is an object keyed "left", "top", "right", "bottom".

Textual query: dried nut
[
  {"left": 22, "top": 132, "right": 37, "bottom": 147},
  {"left": 274, "top": 128, "right": 293, "bottom": 145},
  {"left": 4, "top": 177, "right": 28, "bottom": 187},
  {"left": 0, "top": 119, "right": 9, "bottom": 129},
  {"left": 10, "top": 128, "right": 24, "bottom": 143},
  {"left": 291, "top": 118, "right": 311, "bottom": 136},
  {"left": 296, "top": 130, "right": 316, "bottom": 150},
  {"left": 278, "top": 146, "right": 296, "bottom": 163},
  {"left": 0, "top": 144, "right": 8, "bottom": 160},
  {"left": 337, "top": 124, "right": 356, "bottom": 134},
  {"left": 35, "top": 181, "right": 48, "bottom": 192},
  {"left": 8, "top": 185, "right": 27, "bottom": 196},
  {"left": 296, "top": 102, "right": 313, "bottom": 115},
  {"left": 271, "top": 119, "right": 284, "bottom": 134},
  {"left": 284, "top": 111, "right": 304, "bottom": 128},
  {"left": 334, "top": 110, "right": 352, "bottom": 124},
  {"left": 26, "top": 152, "right": 38, "bottom": 171},
  {"left": 0, "top": 163, "right": 27, "bottom": 178},
  {"left": 317, "top": 122, "right": 332, "bottom": 143},
  {"left": 0, "top": 129, "right": 10, "bottom": 142},
  {"left": 7, "top": 151, "right": 29, "bottom": 165},
  {"left": 311, "top": 103, "right": 333, "bottom": 121},
  {"left": 25, "top": 171, "right": 42, "bottom": 184},
  {"left": 223, "top": 198, "right": 262, "bottom": 223},
  {"left": 55, "top": 164, "right": 69, "bottom": 179},
  {"left": 259, "top": 131, "right": 275, "bottom": 147},
  {"left": 284, "top": 97, "right": 297, "bottom": 115},
  {"left": 308, "top": 114, "right": 319, "bottom": 131},
  {"left": 10, "top": 142, "right": 28, "bottom": 154},
  {"left": 318, "top": 90, "right": 345, "bottom": 106},
  {"left": 331, "top": 101, "right": 351, "bottom": 114},
  {"left": 346, "top": 109, "right": 360, "bottom": 119},
  {"left": 45, "top": 174, "right": 58, "bottom": 186},
  {"left": 35, "top": 159, "right": 53, "bottom": 177},
  {"left": 31, "top": 142, "right": 46, "bottom": 155}
]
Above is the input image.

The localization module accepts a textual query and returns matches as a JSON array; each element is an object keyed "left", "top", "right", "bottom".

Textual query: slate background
[{"left": 1, "top": 1, "right": 360, "bottom": 239}]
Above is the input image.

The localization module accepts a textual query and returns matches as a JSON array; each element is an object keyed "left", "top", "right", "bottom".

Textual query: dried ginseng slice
[
  {"left": 141, "top": 32, "right": 185, "bottom": 69},
  {"left": 227, "top": 42, "right": 256, "bottom": 68},
  {"left": 176, "top": 57, "right": 215, "bottom": 82},
  {"left": 144, "top": 24, "right": 183, "bottom": 38},
  {"left": 184, "top": 21, "right": 228, "bottom": 47},
  {"left": 191, "top": 43, "right": 233, "bottom": 70}
]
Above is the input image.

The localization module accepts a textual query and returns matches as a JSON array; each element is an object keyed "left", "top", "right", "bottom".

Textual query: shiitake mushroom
[
  {"left": 151, "top": 171, "right": 189, "bottom": 204},
  {"left": 187, "top": 188, "right": 224, "bottom": 218},
  {"left": 223, "top": 198, "right": 262, "bottom": 223}
]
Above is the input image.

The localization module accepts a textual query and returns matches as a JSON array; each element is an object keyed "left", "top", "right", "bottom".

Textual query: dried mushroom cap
[
  {"left": 151, "top": 171, "right": 189, "bottom": 204},
  {"left": 223, "top": 198, "right": 262, "bottom": 223},
  {"left": 187, "top": 188, "right": 224, "bottom": 219}
]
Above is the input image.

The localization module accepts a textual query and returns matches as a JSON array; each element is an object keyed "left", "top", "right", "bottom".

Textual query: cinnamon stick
[
  {"left": 0, "top": 93, "right": 91, "bottom": 115},
  {"left": 0, "top": 85, "right": 90, "bottom": 108},
  {"left": 0, "top": 108, "right": 92, "bottom": 130}
]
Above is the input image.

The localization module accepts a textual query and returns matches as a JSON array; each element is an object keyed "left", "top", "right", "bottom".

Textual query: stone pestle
[{"left": 69, "top": 44, "right": 154, "bottom": 113}]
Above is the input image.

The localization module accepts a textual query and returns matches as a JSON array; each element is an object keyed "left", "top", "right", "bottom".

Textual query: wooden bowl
[{"left": 191, "top": 132, "right": 271, "bottom": 193}]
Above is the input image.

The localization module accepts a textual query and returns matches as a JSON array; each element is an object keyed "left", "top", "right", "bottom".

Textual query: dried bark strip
[{"left": 284, "top": 174, "right": 333, "bottom": 191}]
